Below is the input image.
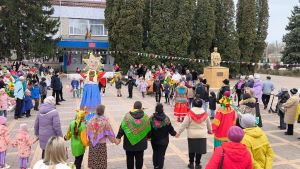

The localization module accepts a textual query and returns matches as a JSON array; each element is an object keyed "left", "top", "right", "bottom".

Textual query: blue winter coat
[
  {"left": 22, "top": 96, "right": 33, "bottom": 112},
  {"left": 31, "top": 85, "right": 41, "bottom": 99}
]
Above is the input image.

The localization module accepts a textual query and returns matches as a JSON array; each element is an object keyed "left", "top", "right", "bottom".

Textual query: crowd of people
[{"left": 0, "top": 62, "right": 299, "bottom": 169}]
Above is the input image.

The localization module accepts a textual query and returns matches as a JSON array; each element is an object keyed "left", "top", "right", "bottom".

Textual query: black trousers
[
  {"left": 59, "top": 89, "right": 64, "bottom": 100},
  {"left": 165, "top": 94, "right": 169, "bottom": 103},
  {"left": 15, "top": 98, "right": 23, "bottom": 118},
  {"left": 126, "top": 151, "right": 144, "bottom": 169},
  {"left": 53, "top": 90, "right": 60, "bottom": 104},
  {"left": 75, "top": 154, "right": 84, "bottom": 169},
  {"left": 287, "top": 124, "right": 294, "bottom": 135},
  {"left": 152, "top": 144, "right": 168, "bottom": 169},
  {"left": 189, "top": 153, "right": 202, "bottom": 165},
  {"left": 128, "top": 87, "right": 133, "bottom": 98},
  {"left": 236, "top": 89, "right": 243, "bottom": 106},
  {"left": 155, "top": 92, "right": 161, "bottom": 103},
  {"left": 41, "top": 95, "right": 47, "bottom": 104},
  {"left": 262, "top": 94, "right": 271, "bottom": 107},
  {"left": 42, "top": 149, "right": 45, "bottom": 159},
  {"left": 255, "top": 98, "right": 263, "bottom": 127}
]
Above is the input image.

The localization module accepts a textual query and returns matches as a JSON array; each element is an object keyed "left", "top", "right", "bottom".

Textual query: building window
[{"left": 69, "top": 19, "right": 108, "bottom": 36}]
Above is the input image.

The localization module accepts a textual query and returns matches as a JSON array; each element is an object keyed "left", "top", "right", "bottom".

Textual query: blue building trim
[{"left": 57, "top": 40, "right": 109, "bottom": 49}]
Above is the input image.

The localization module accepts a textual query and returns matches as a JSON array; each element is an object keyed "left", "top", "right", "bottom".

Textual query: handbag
[{"left": 218, "top": 147, "right": 225, "bottom": 169}]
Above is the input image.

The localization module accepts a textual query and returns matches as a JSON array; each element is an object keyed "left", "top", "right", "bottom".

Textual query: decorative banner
[{"left": 64, "top": 50, "right": 300, "bottom": 67}]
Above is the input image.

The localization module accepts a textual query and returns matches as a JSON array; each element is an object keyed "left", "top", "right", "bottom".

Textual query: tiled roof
[{"left": 51, "top": 0, "right": 106, "bottom": 8}]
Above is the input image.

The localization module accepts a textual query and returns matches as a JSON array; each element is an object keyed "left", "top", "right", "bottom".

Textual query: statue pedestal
[{"left": 204, "top": 66, "right": 229, "bottom": 89}]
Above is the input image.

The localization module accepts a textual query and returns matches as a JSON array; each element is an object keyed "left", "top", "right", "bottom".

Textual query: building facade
[{"left": 51, "top": 0, "right": 111, "bottom": 72}]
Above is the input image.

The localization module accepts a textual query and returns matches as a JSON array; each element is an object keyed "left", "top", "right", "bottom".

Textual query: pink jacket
[
  {"left": 0, "top": 125, "right": 10, "bottom": 152},
  {"left": 0, "top": 94, "right": 9, "bottom": 111},
  {"left": 12, "top": 130, "right": 37, "bottom": 158}
]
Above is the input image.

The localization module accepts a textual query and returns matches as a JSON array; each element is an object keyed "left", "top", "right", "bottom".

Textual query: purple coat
[
  {"left": 253, "top": 79, "right": 263, "bottom": 102},
  {"left": 34, "top": 104, "right": 63, "bottom": 149}
]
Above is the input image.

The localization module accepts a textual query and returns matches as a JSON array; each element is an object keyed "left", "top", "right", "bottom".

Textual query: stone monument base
[{"left": 204, "top": 66, "right": 229, "bottom": 89}]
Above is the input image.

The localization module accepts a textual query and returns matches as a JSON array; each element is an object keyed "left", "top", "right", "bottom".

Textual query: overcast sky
[{"left": 234, "top": 0, "right": 299, "bottom": 43}]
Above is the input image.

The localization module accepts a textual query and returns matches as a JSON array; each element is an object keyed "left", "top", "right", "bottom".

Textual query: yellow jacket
[{"left": 241, "top": 127, "right": 274, "bottom": 169}]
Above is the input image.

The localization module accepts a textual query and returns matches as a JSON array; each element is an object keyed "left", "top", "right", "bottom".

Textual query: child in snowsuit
[
  {"left": 30, "top": 80, "right": 41, "bottom": 111},
  {"left": 0, "top": 116, "right": 10, "bottom": 169},
  {"left": 71, "top": 78, "right": 80, "bottom": 98},
  {"left": 12, "top": 123, "right": 38, "bottom": 169},
  {"left": 138, "top": 78, "right": 148, "bottom": 98}
]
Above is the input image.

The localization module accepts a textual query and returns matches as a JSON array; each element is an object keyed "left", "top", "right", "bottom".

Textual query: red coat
[
  {"left": 212, "top": 108, "right": 236, "bottom": 141},
  {"left": 206, "top": 142, "right": 252, "bottom": 169}
]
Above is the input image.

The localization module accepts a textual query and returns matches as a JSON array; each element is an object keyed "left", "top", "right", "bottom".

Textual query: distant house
[{"left": 51, "top": 0, "right": 112, "bottom": 72}]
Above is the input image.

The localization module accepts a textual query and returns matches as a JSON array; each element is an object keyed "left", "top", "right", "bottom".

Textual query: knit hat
[
  {"left": 44, "top": 96, "right": 56, "bottom": 105},
  {"left": 0, "top": 116, "right": 7, "bottom": 125},
  {"left": 228, "top": 126, "right": 244, "bottom": 143},
  {"left": 240, "top": 114, "right": 256, "bottom": 128},
  {"left": 20, "top": 123, "right": 28, "bottom": 132},
  {"left": 224, "top": 91, "right": 231, "bottom": 97},
  {"left": 290, "top": 88, "right": 298, "bottom": 95}
]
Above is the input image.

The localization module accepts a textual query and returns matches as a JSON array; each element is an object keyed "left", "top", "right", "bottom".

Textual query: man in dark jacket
[
  {"left": 116, "top": 101, "right": 151, "bottom": 169},
  {"left": 51, "top": 71, "right": 62, "bottom": 105},
  {"left": 153, "top": 77, "right": 163, "bottom": 103}
]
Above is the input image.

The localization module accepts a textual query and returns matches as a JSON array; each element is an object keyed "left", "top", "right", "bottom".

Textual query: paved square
[{"left": 4, "top": 74, "right": 300, "bottom": 169}]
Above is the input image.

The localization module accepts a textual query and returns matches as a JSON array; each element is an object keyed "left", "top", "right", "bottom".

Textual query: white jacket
[{"left": 178, "top": 107, "right": 212, "bottom": 138}]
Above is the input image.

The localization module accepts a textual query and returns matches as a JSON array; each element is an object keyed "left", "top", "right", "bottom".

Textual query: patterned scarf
[
  {"left": 87, "top": 116, "right": 115, "bottom": 147},
  {"left": 121, "top": 111, "right": 151, "bottom": 145},
  {"left": 150, "top": 113, "right": 170, "bottom": 130}
]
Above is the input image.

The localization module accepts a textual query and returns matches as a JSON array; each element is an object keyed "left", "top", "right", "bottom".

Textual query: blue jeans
[
  {"left": 202, "top": 101, "right": 209, "bottom": 112},
  {"left": 73, "top": 89, "right": 79, "bottom": 98},
  {"left": 0, "top": 110, "right": 7, "bottom": 117},
  {"left": 210, "top": 109, "right": 215, "bottom": 118}
]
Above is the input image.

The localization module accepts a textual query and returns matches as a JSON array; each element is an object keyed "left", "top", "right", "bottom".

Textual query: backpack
[{"left": 195, "top": 83, "right": 207, "bottom": 99}]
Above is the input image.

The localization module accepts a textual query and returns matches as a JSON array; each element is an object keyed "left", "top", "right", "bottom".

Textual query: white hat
[
  {"left": 248, "top": 75, "right": 254, "bottom": 80},
  {"left": 240, "top": 114, "right": 256, "bottom": 128},
  {"left": 254, "top": 74, "right": 260, "bottom": 79},
  {"left": 240, "top": 76, "right": 246, "bottom": 80},
  {"left": 20, "top": 123, "right": 28, "bottom": 132},
  {"left": 44, "top": 96, "right": 56, "bottom": 105}
]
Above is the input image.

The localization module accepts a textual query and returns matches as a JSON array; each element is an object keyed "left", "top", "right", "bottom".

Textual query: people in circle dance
[{"left": 0, "top": 63, "right": 285, "bottom": 169}]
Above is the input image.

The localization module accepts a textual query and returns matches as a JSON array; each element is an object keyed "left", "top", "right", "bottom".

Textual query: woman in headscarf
[
  {"left": 149, "top": 103, "right": 177, "bottom": 169},
  {"left": 87, "top": 105, "right": 116, "bottom": 169}
]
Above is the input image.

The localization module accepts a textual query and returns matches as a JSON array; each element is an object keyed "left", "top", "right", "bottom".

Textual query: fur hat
[
  {"left": 44, "top": 96, "right": 56, "bottom": 105},
  {"left": 290, "top": 88, "right": 298, "bottom": 95},
  {"left": 228, "top": 126, "right": 245, "bottom": 143},
  {"left": 0, "top": 116, "right": 7, "bottom": 125},
  {"left": 240, "top": 114, "right": 256, "bottom": 129}
]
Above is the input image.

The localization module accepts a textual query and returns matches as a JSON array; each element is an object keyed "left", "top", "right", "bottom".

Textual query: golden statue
[{"left": 211, "top": 47, "right": 221, "bottom": 67}]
